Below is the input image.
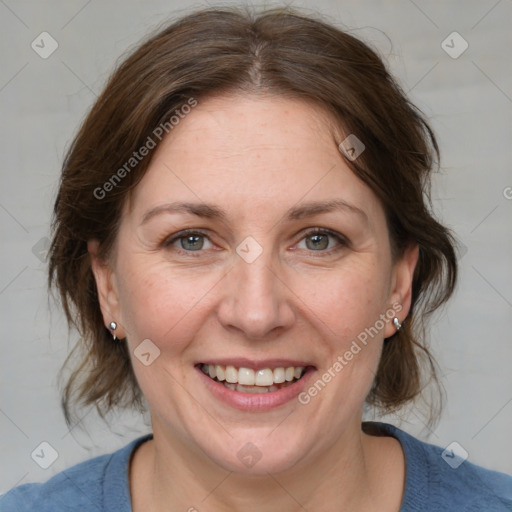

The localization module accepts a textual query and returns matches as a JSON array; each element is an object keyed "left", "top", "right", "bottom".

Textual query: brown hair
[{"left": 49, "top": 6, "right": 457, "bottom": 428}]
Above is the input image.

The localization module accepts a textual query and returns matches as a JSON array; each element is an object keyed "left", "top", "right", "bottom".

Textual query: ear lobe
[
  {"left": 88, "top": 239, "right": 125, "bottom": 338},
  {"left": 384, "top": 243, "right": 419, "bottom": 338}
]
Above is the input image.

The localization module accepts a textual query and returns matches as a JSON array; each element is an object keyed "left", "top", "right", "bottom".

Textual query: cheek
[
  {"left": 115, "top": 257, "right": 219, "bottom": 351},
  {"left": 295, "top": 259, "right": 389, "bottom": 342}
]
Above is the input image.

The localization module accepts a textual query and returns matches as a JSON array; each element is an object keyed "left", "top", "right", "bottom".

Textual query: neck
[{"left": 130, "top": 419, "right": 404, "bottom": 512}]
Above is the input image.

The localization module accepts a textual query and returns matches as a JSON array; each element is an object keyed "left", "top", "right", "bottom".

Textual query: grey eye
[
  {"left": 297, "top": 230, "right": 344, "bottom": 252},
  {"left": 305, "top": 233, "right": 330, "bottom": 250},
  {"left": 166, "top": 231, "right": 214, "bottom": 252},
  {"left": 180, "top": 234, "right": 205, "bottom": 251}
]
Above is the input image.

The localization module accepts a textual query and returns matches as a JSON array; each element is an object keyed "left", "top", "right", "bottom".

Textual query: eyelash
[{"left": 163, "top": 228, "right": 348, "bottom": 257}]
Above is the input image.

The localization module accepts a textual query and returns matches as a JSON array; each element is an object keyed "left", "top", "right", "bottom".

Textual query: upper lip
[{"left": 197, "top": 358, "right": 315, "bottom": 369}]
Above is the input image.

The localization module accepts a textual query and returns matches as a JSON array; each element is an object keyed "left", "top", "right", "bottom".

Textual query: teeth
[
  {"left": 225, "top": 365, "right": 238, "bottom": 384},
  {"left": 238, "top": 368, "right": 255, "bottom": 386},
  {"left": 273, "top": 367, "right": 285, "bottom": 383},
  {"left": 201, "top": 364, "right": 306, "bottom": 386},
  {"left": 216, "top": 365, "right": 225, "bottom": 381},
  {"left": 255, "top": 368, "right": 274, "bottom": 386},
  {"left": 236, "top": 383, "right": 278, "bottom": 393}
]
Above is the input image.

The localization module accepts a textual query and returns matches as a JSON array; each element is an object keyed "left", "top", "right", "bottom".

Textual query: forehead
[
  {"left": 159, "top": 94, "right": 339, "bottom": 166},
  {"left": 127, "top": 94, "right": 385, "bottom": 228}
]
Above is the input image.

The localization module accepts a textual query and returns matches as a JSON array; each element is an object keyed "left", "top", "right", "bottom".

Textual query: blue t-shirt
[{"left": 1, "top": 422, "right": 511, "bottom": 511}]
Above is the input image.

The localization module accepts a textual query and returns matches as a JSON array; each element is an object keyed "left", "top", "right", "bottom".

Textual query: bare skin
[
  {"left": 90, "top": 94, "right": 417, "bottom": 511},
  {"left": 129, "top": 423, "right": 406, "bottom": 511}
]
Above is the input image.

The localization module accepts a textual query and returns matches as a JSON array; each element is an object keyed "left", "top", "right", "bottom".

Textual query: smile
[
  {"left": 200, "top": 363, "right": 308, "bottom": 393},
  {"left": 196, "top": 361, "right": 316, "bottom": 411}
]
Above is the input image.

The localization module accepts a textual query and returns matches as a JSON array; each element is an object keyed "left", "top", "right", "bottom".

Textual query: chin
[{"left": 198, "top": 431, "right": 311, "bottom": 476}]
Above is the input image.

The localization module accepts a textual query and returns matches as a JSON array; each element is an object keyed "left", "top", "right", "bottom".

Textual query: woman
[{"left": 2, "top": 7, "right": 511, "bottom": 512}]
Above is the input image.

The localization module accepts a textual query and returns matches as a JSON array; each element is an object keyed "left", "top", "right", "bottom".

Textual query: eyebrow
[{"left": 140, "top": 199, "right": 368, "bottom": 225}]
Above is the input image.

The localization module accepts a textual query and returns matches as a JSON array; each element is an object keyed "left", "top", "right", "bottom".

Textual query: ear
[
  {"left": 383, "top": 242, "right": 419, "bottom": 339},
  {"left": 88, "top": 239, "right": 126, "bottom": 339}
]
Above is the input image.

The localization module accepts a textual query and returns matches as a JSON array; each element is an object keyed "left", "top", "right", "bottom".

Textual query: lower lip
[{"left": 196, "top": 366, "right": 316, "bottom": 412}]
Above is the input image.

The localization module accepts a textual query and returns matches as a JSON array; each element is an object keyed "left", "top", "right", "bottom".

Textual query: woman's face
[{"left": 91, "top": 94, "right": 417, "bottom": 474}]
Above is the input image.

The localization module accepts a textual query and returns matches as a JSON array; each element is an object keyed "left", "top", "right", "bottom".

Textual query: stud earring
[
  {"left": 109, "top": 321, "right": 117, "bottom": 341},
  {"left": 393, "top": 317, "right": 402, "bottom": 332}
]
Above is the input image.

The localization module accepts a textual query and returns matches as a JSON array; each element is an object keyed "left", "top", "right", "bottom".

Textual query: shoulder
[
  {"left": 0, "top": 455, "right": 108, "bottom": 512},
  {"left": 0, "top": 434, "right": 153, "bottom": 512},
  {"left": 0, "top": 454, "right": 108, "bottom": 512},
  {"left": 364, "top": 422, "right": 512, "bottom": 512}
]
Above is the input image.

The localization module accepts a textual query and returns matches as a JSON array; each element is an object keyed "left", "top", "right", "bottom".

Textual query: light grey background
[{"left": 1, "top": 0, "right": 511, "bottom": 494}]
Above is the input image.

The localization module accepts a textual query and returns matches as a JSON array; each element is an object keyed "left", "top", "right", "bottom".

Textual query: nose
[{"left": 216, "top": 249, "right": 296, "bottom": 340}]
